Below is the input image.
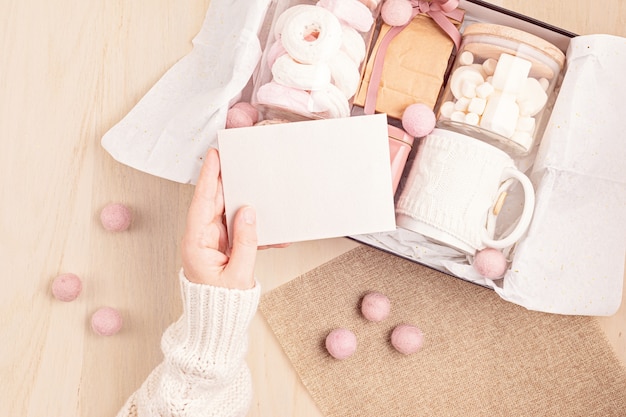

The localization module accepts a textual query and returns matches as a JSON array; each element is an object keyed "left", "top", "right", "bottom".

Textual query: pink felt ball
[
  {"left": 325, "top": 328, "right": 357, "bottom": 360},
  {"left": 100, "top": 203, "right": 132, "bottom": 232},
  {"left": 51, "top": 273, "right": 82, "bottom": 302},
  {"left": 402, "top": 103, "right": 436, "bottom": 138},
  {"left": 473, "top": 248, "right": 508, "bottom": 279},
  {"left": 91, "top": 307, "right": 123, "bottom": 336},
  {"left": 225, "top": 107, "right": 254, "bottom": 129},
  {"left": 381, "top": 0, "right": 413, "bottom": 27},
  {"left": 438, "top": 0, "right": 460, "bottom": 13},
  {"left": 361, "top": 292, "right": 391, "bottom": 322},
  {"left": 391, "top": 324, "right": 424, "bottom": 355},
  {"left": 232, "top": 102, "right": 259, "bottom": 124}
]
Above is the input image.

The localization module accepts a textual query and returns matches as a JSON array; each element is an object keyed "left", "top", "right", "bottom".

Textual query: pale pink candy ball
[
  {"left": 361, "top": 291, "right": 391, "bottom": 322},
  {"left": 391, "top": 324, "right": 424, "bottom": 355},
  {"left": 91, "top": 307, "right": 123, "bottom": 336},
  {"left": 402, "top": 103, "right": 436, "bottom": 138},
  {"left": 100, "top": 203, "right": 132, "bottom": 232},
  {"left": 325, "top": 328, "right": 357, "bottom": 360},
  {"left": 51, "top": 273, "right": 82, "bottom": 302},
  {"left": 473, "top": 248, "right": 508, "bottom": 279},
  {"left": 381, "top": 0, "right": 413, "bottom": 27}
]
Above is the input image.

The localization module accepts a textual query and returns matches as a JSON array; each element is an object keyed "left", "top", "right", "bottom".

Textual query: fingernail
[{"left": 243, "top": 206, "right": 256, "bottom": 225}]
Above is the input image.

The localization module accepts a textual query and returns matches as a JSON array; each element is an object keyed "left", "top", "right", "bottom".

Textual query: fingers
[
  {"left": 186, "top": 148, "right": 222, "bottom": 236},
  {"left": 225, "top": 206, "right": 258, "bottom": 288}
]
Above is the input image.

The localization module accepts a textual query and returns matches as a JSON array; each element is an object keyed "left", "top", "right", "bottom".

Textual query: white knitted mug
[{"left": 395, "top": 129, "right": 535, "bottom": 254}]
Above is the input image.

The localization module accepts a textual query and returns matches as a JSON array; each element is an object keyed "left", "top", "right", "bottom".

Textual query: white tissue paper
[
  {"left": 102, "top": 0, "right": 271, "bottom": 184},
  {"left": 489, "top": 35, "right": 626, "bottom": 315}
]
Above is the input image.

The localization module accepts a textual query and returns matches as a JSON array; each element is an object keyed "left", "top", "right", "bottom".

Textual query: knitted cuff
[{"left": 161, "top": 270, "right": 261, "bottom": 375}]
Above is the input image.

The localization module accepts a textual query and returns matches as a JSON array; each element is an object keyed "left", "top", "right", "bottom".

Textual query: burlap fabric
[{"left": 259, "top": 245, "right": 626, "bottom": 416}]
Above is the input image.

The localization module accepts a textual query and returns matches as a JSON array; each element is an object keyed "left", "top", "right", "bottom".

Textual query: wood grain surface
[{"left": 0, "top": 1, "right": 624, "bottom": 416}]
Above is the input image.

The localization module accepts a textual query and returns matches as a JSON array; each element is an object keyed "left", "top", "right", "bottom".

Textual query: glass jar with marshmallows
[{"left": 436, "top": 23, "right": 566, "bottom": 156}]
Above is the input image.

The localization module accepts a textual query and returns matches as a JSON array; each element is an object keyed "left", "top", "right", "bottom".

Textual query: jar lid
[{"left": 462, "top": 23, "right": 565, "bottom": 69}]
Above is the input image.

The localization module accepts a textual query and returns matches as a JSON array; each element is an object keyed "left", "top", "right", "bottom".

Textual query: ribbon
[{"left": 363, "top": 0, "right": 464, "bottom": 115}]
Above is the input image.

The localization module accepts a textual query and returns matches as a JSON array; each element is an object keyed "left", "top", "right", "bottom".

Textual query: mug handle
[{"left": 480, "top": 167, "right": 535, "bottom": 249}]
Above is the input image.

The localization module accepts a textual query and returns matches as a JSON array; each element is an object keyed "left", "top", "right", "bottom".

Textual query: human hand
[{"left": 181, "top": 148, "right": 258, "bottom": 289}]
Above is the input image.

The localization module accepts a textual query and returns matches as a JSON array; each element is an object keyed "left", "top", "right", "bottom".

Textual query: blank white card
[{"left": 217, "top": 113, "right": 396, "bottom": 246}]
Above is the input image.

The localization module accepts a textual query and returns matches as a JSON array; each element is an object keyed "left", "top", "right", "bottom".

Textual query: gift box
[
  {"left": 353, "top": 8, "right": 464, "bottom": 119},
  {"left": 100, "top": 0, "right": 625, "bottom": 316}
]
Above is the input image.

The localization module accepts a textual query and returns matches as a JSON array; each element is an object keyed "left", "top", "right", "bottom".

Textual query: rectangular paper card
[{"left": 217, "top": 114, "right": 396, "bottom": 246}]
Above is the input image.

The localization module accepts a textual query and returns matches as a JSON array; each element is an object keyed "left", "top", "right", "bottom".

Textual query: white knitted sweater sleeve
[{"left": 116, "top": 269, "right": 261, "bottom": 417}]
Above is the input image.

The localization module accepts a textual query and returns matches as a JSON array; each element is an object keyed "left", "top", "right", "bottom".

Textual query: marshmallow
[
  {"left": 539, "top": 77, "right": 550, "bottom": 91},
  {"left": 340, "top": 25, "right": 366, "bottom": 66},
  {"left": 461, "top": 80, "right": 477, "bottom": 98},
  {"left": 468, "top": 97, "right": 487, "bottom": 115},
  {"left": 516, "top": 115, "right": 536, "bottom": 133},
  {"left": 470, "top": 63, "right": 488, "bottom": 78},
  {"left": 273, "top": 5, "right": 311, "bottom": 40},
  {"left": 317, "top": 0, "right": 375, "bottom": 33},
  {"left": 458, "top": 51, "right": 474, "bottom": 66},
  {"left": 475, "top": 81, "right": 495, "bottom": 99},
  {"left": 450, "top": 65, "right": 485, "bottom": 100},
  {"left": 271, "top": 54, "right": 331, "bottom": 91},
  {"left": 328, "top": 50, "right": 361, "bottom": 98},
  {"left": 454, "top": 96, "right": 470, "bottom": 112},
  {"left": 450, "top": 111, "right": 466, "bottom": 122},
  {"left": 479, "top": 93, "right": 519, "bottom": 138},
  {"left": 439, "top": 101, "right": 455, "bottom": 118},
  {"left": 481, "top": 58, "right": 498, "bottom": 76},
  {"left": 265, "top": 40, "right": 288, "bottom": 69},
  {"left": 310, "top": 83, "right": 350, "bottom": 118},
  {"left": 256, "top": 81, "right": 326, "bottom": 114},
  {"left": 491, "top": 53, "right": 532, "bottom": 95},
  {"left": 280, "top": 5, "right": 342, "bottom": 64},
  {"left": 517, "top": 77, "right": 548, "bottom": 117},
  {"left": 465, "top": 112, "right": 480, "bottom": 125}
]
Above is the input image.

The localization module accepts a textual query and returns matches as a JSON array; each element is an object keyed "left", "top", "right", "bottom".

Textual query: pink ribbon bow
[{"left": 363, "top": 0, "right": 465, "bottom": 115}]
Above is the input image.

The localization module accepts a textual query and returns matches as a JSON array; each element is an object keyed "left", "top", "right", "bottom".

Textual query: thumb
[{"left": 226, "top": 206, "right": 258, "bottom": 288}]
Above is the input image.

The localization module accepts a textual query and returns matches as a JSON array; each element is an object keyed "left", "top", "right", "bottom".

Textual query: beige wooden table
[{"left": 0, "top": 1, "right": 624, "bottom": 416}]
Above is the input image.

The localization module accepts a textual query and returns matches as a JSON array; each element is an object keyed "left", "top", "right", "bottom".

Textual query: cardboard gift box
[
  {"left": 100, "top": 0, "right": 625, "bottom": 316},
  {"left": 353, "top": 10, "right": 464, "bottom": 119}
]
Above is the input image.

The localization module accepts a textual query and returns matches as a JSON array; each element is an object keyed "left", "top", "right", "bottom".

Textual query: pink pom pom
[
  {"left": 100, "top": 203, "right": 132, "bottom": 232},
  {"left": 437, "top": 0, "right": 460, "bottom": 13},
  {"left": 225, "top": 107, "right": 254, "bottom": 129},
  {"left": 91, "top": 307, "right": 123, "bottom": 336},
  {"left": 361, "top": 292, "right": 391, "bottom": 322},
  {"left": 473, "top": 248, "right": 508, "bottom": 279},
  {"left": 51, "top": 273, "right": 82, "bottom": 302},
  {"left": 325, "top": 328, "right": 357, "bottom": 360},
  {"left": 225, "top": 102, "right": 259, "bottom": 128},
  {"left": 232, "top": 102, "right": 259, "bottom": 124},
  {"left": 391, "top": 324, "right": 424, "bottom": 355},
  {"left": 381, "top": 0, "right": 413, "bottom": 27},
  {"left": 402, "top": 103, "right": 436, "bottom": 138}
]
